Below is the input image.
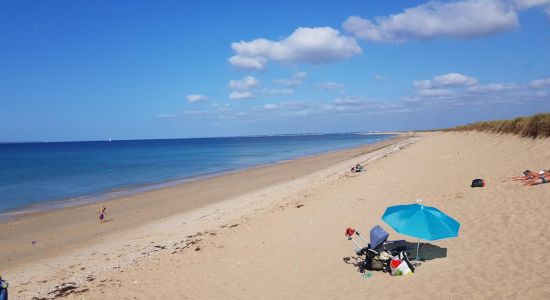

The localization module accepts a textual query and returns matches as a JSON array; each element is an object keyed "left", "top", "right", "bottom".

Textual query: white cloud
[
  {"left": 273, "top": 71, "right": 307, "bottom": 86},
  {"left": 407, "top": 74, "right": 550, "bottom": 107},
  {"left": 530, "top": 77, "right": 550, "bottom": 88},
  {"left": 333, "top": 96, "right": 362, "bottom": 105},
  {"left": 227, "top": 56, "right": 266, "bottom": 70},
  {"left": 229, "top": 27, "right": 362, "bottom": 70},
  {"left": 418, "top": 88, "right": 454, "bottom": 97},
  {"left": 433, "top": 73, "right": 478, "bottom": 86},
  {"left": 374, "top": 75, "right": 390, "bottom": 81},
  {"left": 467, "top": 82, "right": 520, "bottom": 92},
  {"left": 229, "top": 76, "right": 260, "bottom": 90},
  {"left": 157, "top": 114, "right": 178, "bottom": 119},
  {"left": 182, "top": 110, "right": 215, "bottom": 116},
  {"left": 263, "top": 104, "right": 278, "bottom": 110},
  {"left": 515, "top": 0, "right": 550, "bottom": 9},
  {"left": 318, "top": 81, "right": 345, "bottom": 90},
  {"left": 186, "top": 94, "right": 207, "bottom": 102},
  {"left": 229, "top": 91, "right": 255, "bottom": 100},
  {"left": 414, "top": 73, "right": 478, "bottom": 89},
  {"left": 413, "top": 80, "right": 434, "bottom": 89},
  {"left": 266, "top": 88, "right": 294, "bottom": 95},
  {"left": 343, "top": 0, "right": 519, "bottom": 42}
]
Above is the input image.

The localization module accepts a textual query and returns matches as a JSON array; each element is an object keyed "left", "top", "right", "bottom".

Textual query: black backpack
[{"left": 471, "top": 179, "right": 485, "bottom": 188}]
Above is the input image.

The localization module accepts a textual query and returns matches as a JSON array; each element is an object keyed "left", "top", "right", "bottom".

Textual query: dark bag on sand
[{"left": 471, "top": 179, "right": 485, "bottom": 188}]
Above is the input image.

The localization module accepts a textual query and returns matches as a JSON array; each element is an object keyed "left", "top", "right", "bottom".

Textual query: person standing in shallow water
[{"left": 99, "top": 206, "right": 106, "bottom": 223}]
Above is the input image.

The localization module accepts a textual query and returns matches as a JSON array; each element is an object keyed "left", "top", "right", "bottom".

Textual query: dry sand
[{"left": 2, "top": 132, "right": 550, "bottom": 299}]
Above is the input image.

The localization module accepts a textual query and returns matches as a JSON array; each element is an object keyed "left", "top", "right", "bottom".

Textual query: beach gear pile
[
  {"left": 345, "top": 203, "right": 460, "bottom": 277},
  {"left": 345, "top": 226, "right": 414, "bottom": 276}
]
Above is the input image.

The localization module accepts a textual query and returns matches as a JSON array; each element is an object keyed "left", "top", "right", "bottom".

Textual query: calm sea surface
[{"left": 0, "top": 133, "right": 393, "bottom": 213}]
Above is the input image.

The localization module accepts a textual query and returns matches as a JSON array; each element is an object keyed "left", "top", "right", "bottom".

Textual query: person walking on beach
[
  {"left": 99, "top": 206, "right": 106, "bottom": 223},
  {"left": 0, "top": 275, "right": 8, "bottom": 300}
]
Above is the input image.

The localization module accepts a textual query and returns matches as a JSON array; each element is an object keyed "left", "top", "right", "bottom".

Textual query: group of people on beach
[{"left": 511, "top": 170, "right": 549, "bottom": 186}]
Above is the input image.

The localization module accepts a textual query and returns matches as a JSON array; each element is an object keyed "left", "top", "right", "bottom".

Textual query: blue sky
[{"left": 1, "top": 0, "right": 549, "bottom": 142}]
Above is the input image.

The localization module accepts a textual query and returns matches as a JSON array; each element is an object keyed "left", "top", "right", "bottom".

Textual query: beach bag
[
  {"left": 390, "top": 254, "right": 413, "bottom": 276},
  {"left": 471, "top": 179, "right": 485, "bottom": 188}
]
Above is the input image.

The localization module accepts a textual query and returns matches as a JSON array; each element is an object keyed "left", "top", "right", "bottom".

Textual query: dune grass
[{"left": 448, "top": 113, "right": 550, "bottom": 138}]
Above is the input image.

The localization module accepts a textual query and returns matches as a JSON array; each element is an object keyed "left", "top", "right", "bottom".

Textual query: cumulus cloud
[
  {"left": 266, "top": 88, "right": 294, "bottom": 95},
  {"left": 530, "top": 77, "right": 550, "bottom": 88},
  {"left": 252, "top": 96, "right": 408, "bottom": 117},
  {"left": 186, "top": 94, "right": 207, "bottom": 102},
  {"left": 374, "top": 75, "right": 390, "bottom": 81},
  {"left": 413, "top": 73, "right": 478, "bottom": 89},
  {"left": 418, "top": 88, "right": 454, "bottom": 97},
  {"left": 467, "top": 82, "right": 520, "bottom": 93},
  {"left": 515, "top": 0, "right": 550, "bottom": 9},
  {"left": 273, "top": 71, "right": 307, "bottom": 86},
  {"left": 343, "top": 0, "right": 519, "bottom": 42},
  {"left": 413, "top": 80, "right": 434, "bottom": 89},
  {"left": 407, "top": 73, "right": 550, "bottom": 107},
  {"left": 229, "top": 76, "right": 260, "bottom": 90},
  {"left": 263, "top": 104, "right": 278, "bottom": 110},
  {"left": 228, "top": 27, "right": 362, "bottom": 70},
  {"left": 433, "top": 73, "right": 479, "bottom": 86},
  {"left": 229, "top": 91, "right": 255, "bottom": 100},
  {"left": 228, "top": 76, "right": 260, "bottom": 99},
  {"left": 318, "top": 81, "right": 345, "bottom": 90}
]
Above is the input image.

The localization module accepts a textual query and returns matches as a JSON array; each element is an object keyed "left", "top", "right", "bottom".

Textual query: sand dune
[{"left": 3, "top": 132, "right": 550, "bottom": 299}]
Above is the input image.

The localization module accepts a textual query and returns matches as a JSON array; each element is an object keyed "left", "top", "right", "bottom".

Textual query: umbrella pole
[{"left": 415, "top": 240, "right": 421, "bottom": 261}]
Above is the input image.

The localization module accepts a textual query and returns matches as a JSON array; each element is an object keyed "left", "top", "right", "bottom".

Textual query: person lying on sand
[
  {"left": 523, "top": 171, "right": 550, "bottom": 186},
  {"left": 511, "top": 170, "right": 548, "bottom": 181},
  {"left": 351, "top": 164, "right": 365, "bottom": 173}
]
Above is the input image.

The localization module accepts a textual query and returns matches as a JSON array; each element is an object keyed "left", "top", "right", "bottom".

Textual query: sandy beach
[{"left": 2, "top": 131, "right": 550, "bottom": 299}]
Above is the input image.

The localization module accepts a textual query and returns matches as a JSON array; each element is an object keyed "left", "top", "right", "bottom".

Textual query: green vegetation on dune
[{"left": 447, "top": 113, "right": 550, "bottom": 138}]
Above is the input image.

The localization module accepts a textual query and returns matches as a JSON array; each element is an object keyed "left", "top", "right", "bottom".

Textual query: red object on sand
[
  {"left": 390, "top": 259, "right": 401, "bottom": 268},
  {"left": 345, "top": 227, "right": 356, "bottom": 237}
]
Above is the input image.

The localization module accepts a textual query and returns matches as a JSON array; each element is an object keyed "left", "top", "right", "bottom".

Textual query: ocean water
[{"left": 0, "top": 133, "right": 393, "bottom": 213}]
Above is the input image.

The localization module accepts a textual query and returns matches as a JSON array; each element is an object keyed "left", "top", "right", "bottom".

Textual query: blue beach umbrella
[{"left": 382, "top": 203, "right": 460, "bottom": 260}]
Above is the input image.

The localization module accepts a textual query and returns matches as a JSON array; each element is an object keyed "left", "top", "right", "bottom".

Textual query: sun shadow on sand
[{"left": 386, "top": 241, "right": 448, "bottom": 261}]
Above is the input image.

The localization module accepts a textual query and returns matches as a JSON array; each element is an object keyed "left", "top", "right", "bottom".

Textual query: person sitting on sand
[
  {"left": 523, "top": 171, "right": 550, "bottom": 186},
  {"left": 351, "top": 164, "right": 365, "bottom": 173},
  {"left": 99, "top": 206, "right": 106, "bottom": 223}
]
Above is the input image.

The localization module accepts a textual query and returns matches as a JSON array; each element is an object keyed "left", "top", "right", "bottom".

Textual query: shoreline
[
  {"left": 0, "top": 134, "right": 413, "bottom": 276},
  {"left": 0, "top": 134, "right": 398, "bottom": 221}
]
